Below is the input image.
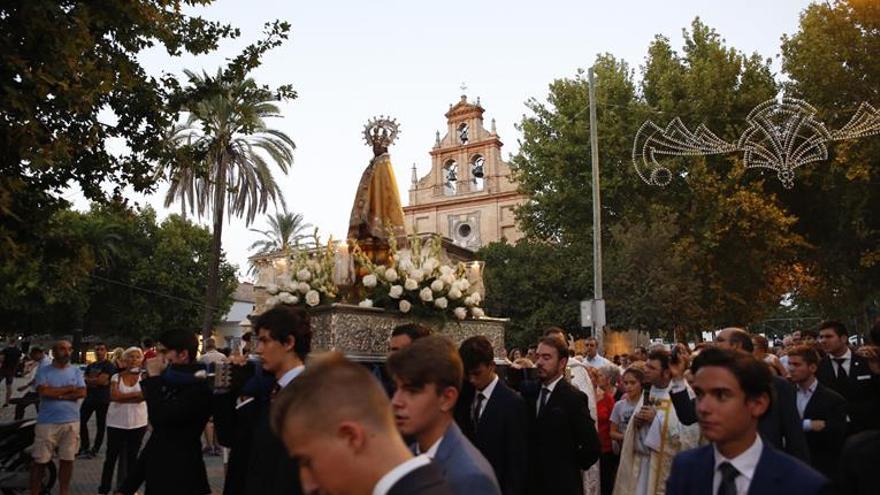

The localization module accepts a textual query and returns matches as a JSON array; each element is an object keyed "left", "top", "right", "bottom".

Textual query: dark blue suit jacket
[
  {"left": 429, "top": 422, "right": 501, "bottom": 495},
  {"left": 666, "top": 442, "right": 831, "bottom": 495}
]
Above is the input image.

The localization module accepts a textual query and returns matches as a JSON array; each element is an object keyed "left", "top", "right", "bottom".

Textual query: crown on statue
[{"left": 363, "top": 116, "right": 401, "bottom": 150}]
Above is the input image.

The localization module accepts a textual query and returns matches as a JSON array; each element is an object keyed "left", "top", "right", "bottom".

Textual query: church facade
[{"left": 404, "top": 95, "right": 526, "bottom": 250}]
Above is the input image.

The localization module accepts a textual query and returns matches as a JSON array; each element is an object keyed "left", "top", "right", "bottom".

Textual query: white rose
[
  {"left": 448, "top": 288, "right": 463, "bottom": 300},
  {"left": 389, "top": 285, "right": 404, "bottom": 299},
  {"left": 399, "top": 300, "right": 412, "bottom": 313},
  {"left": 298, "top": 282, "right": 311, "bottom": 294},
  {"left": 363, "top": 274, "right": 378, "bottom": 288},
  {"left": 430, "top": 279, "right": 444, "bottom": 293},
  {"left": 384, "top": 268, "right": 399, "bottom": 283},
  {"left": 419, "top": 287, "right": 433, "bottom": 302},
  {"left": 277, "top": 274, "right": 292, "bottom": 288},
  {"left": 404, "top": 278, "right": 419, "bottom": 291},
  {"left": 464, "top": 295, "right": 476, "bottom": 306},
  {"left": 434, "top": 297, "right": 448, "bottom": 309},
  {"left": 439, "top": 265, "right": 454, "bottom": 276},
  {"left": 359, "top": 299, "right": 374, "bottom": 308},
  {"left": 471, "top": 307, "right": 485, "bottom": 318},
  {"left": 409, "top": 269, "right": 425, "bottom": 282},
  {"left": 296, "top": 269, "right": 312, "bottom": 282},
  {"left": 454, "top": 307, "right": 467, "bottom": 320},
  {"left": 305, "top": 290, "right": 321, "bottom": 307},
  {"left": 440, "top": 273, "right": 455, "bottom": 286},
  {"left": 266, "top": 283, "right": 280, "bottom": 295},
  {"left": 457, "top": 279, "right": 471, "bottom": 291},
  {"left": 470, "top": 292, "right": 482, "bottom": 304},
  {"left": 265, "top": 295, "right": 279, "bottom": 307}
]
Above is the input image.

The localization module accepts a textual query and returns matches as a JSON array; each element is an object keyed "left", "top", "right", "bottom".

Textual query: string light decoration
[{"left": 633, "top": 98, "right": 880, "bottom": 189}]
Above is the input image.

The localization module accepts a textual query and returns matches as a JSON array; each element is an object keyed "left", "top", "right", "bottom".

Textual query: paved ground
[{"left": 0, "top": 377, "right": 225, "bottom": 494}]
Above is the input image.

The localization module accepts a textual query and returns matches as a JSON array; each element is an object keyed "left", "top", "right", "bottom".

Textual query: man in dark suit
[
  {"left": 117, "top": 330, "right": 212, "bottom": 495},
  {"left": 387, "top": 336, "right": 501, "bottom": 495},
  {"left": 787, "top": 345, "right": 847, "bottom": 479},
  {"left": 271, "top": 352, "right": 453, "bottom": 495},
  {"left": 213, "top": 305, "right": 312, "bottom": 495},
  {"left": 456, "top": 336, "right": 528, "bottom": 495},
  {"left": 666, "top": 348, "right": 830, "bottom": 495},
  {"left": 816, "top": 320, "right": 880, "bottom": 434},
  {"left": 523, "top": 336, "right": 600, "bottom": 495},
  {"left": 669, "top": 327, "right": 810, "bottom": 462}
]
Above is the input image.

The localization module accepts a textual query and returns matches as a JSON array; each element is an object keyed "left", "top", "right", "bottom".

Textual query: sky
[{"left": 69, "top": 0, "right": 815, "bottom": 278}]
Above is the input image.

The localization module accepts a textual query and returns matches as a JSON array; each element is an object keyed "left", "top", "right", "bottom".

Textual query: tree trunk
[{"left": 200, "top": 158, "right": 227, "bottom": 343}]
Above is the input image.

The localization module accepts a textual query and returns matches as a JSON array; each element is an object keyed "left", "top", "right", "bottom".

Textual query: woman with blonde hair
[
  {"left": 108, "top": 347, "right": 125, "bottom": 370},
  {"left": 98, "top": 347, "right": 148, "bottom": 495}
]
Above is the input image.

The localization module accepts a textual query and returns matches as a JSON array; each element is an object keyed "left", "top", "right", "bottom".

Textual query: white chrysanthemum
[
  {"left": 389, "top": 285, "right": 404, "bottom": 299},
  {"left": 434, "top": 297, "right": 448, "bottom": 309},
  {"left": 296, "top": 269, "right": 312, "bottom": 282},
  {"left": 454, "top": 307, "right": 467, "bottom": 320},
  {"left": 297, "top": 282, "right": 311, "bottom": 294},
  {"left": 279, "top": 292, "right": 298, "bottom": 305},
  {"left": 362, "top": 274, "right": 378, "bottom": 288},
  {"left": 358, "top": 299, "right": 374, "bottom": 308}
]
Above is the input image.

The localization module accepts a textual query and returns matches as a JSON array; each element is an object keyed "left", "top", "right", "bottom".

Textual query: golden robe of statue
[{"left": 347, "top": 152, "right": 406, "bottom": 241}]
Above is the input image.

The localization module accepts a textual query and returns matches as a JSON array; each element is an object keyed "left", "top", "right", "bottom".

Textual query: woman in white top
[{"left": 98, "top": 347, "right": 148, "bottom": 495}]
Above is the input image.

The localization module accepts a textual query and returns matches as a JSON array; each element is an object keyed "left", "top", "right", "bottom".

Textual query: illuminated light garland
[{"left": 633, "top": 98, "right": 880, "bottom": 189}]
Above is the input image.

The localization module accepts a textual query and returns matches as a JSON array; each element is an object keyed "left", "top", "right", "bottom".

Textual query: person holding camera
[{"left": 115, "top": 330, "right": 212, "bottom": 495}]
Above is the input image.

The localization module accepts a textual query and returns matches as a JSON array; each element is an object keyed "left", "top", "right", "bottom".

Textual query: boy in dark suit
[
  {"left": 523, "top": 336, "right": 600, "bottom": 495},
  {"left": 457, "top": 336, "right": 528, "bottom": 495},
  {"left": 387, "top": 336, "right": 500, "bottom": 495},
  {"left": 271, "top": 352, "right": 452, "bottom": 495},
  {"left": 816, "top": 320, "right": 880, "bottom": 434},
  {"left": 787, "top": 345, "right": 847, "bottom": 480},
  {"left": 666, "top": 348, "right": 830, "bottom": 495}
]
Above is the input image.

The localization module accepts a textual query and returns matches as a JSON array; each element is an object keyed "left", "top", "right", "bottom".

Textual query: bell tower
[{"left": 404, "top": 94, "right": 525, "bottom": 250}]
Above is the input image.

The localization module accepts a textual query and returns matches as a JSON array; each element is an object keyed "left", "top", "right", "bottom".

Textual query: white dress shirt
[
  {"left": 372, "top": 454, "right": 431, "bottom": 495},
  {"left": 415, "top": 435, "right": 444, "bottom": 459},
  {"left": 831, "top": 349, "right": 852, "bottom": 376},
  {"left": 473, "top": 374, "right": 499, "bottom": 420},
  {"left": 278, "top": 365, "right": 305, "bottom": 388},
  {"left": 796, "top": 378, "right": 818, "bottom": 430},
  {"left": 712, "top": 434, "right": 763, "bottom": 495}
]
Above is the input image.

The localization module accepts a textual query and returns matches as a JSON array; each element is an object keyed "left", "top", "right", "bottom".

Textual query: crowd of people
[{"left": 2, "top": 310, "right": 878, "bottom": 495}]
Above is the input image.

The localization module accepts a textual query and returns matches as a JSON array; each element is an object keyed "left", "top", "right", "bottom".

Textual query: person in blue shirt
[{"left": 31, "top": 340, "right": 86, "bottom": 495}]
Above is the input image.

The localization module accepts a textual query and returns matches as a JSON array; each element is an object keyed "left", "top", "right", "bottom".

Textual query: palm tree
[
  {"left": 247, "top": 209, "right": 313, "bottom": 275},
  {"left": 163, "top": 69, "right": 295, "bottom": 340}
]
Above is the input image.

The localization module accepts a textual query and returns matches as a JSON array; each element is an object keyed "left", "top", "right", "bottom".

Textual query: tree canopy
[{"left": 486, "top": 9, "right": 879, "bottom": 344}]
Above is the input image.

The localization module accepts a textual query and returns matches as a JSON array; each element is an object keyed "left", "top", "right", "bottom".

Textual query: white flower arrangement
[
  {"left": 352, "top": 235, "right": 486, "bottom": 320},
  {"left": 264, "top": 238, "right": 339, "bottom": 310}
]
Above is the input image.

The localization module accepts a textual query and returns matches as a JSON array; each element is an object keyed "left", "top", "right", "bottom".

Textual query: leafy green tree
[
  {"left": 780, "top": 0, "right": 880, "bottom": 326},
  {"left": 249, "top": 210, "right": 313, "bottom": 255},
  {"left": 502, "top": 18, "right": 801, "bottom": 337},
  {"left": 163, "top": 69, "right": 295, "bottom": 340}
]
